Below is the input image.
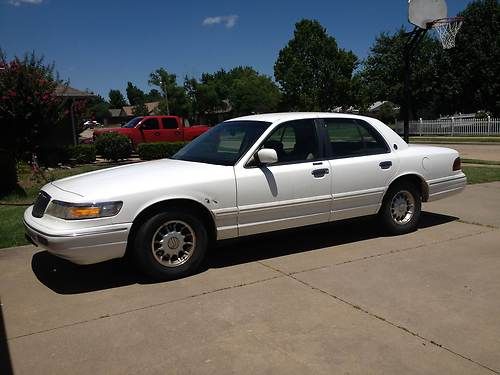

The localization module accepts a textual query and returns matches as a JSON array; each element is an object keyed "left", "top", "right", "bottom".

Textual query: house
[
  {"left": 54, "top": 84, "right": 96, "bottom": 145},
  {"left": 368, "top": 101, "right": 400, "bottom": 113},
  {"left": 108, "top": 108, "right": 122, "bottom": 118}
]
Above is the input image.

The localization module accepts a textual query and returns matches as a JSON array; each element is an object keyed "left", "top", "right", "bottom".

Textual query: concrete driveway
[{"left": 1, "top": 183, "right": 499, "bottom": 374}]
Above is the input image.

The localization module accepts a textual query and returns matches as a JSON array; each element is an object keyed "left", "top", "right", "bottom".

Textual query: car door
[
  {"left": 235, "top": 119, "right": 332, "bottom": 237},
  {"left": 160, "top": 117, "right": 183, "bottom": 142},
  {"left": 140, "top": 118, "right": 162, "bottom": 143},
  {"left": 321, "top": 117, "right": 398, "bottom": 221}
]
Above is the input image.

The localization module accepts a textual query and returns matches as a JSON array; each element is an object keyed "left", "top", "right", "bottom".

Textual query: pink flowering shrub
[{"left": 0, "top": 50, "right": 67, "bottom": 193}]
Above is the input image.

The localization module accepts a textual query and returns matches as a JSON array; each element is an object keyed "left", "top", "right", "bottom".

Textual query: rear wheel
[
  {"left": 133, "top": 209, "right": 208, "bottom": 281},
  {"left": 380, "top": 182, "right": 421, "bottom": 235}
]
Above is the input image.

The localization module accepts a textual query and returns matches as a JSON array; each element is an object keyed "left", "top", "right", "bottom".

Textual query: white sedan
[{"left": 24, "top": 113, "right": 466, "bottom": 280}]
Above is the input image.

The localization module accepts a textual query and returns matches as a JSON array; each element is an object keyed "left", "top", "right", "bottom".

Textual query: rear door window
[
  {"left": 324, "top": 118, "right": 389, "bottom": 158},
  {"left": 162, "top": 118, "right": 179, "bottom": 129}
]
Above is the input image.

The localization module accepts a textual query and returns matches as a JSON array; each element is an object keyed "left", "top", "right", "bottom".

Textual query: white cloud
[
  {"left": 8, "top": 0, "right": 43, "bottom": 6},
  {"left": 202, "top": 15, "right": 238, "bottom": 29}
]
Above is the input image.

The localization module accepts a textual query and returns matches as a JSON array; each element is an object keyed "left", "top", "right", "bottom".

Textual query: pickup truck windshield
[
  {"left": 122, "top": 117, "right": 143, "bottom": 128},
  {"left": 172, "top": 121, "right": 271, "bottom": 166}
]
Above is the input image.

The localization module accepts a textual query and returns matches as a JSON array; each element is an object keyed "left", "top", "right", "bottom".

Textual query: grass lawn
[
  {"left": 462, "top": 166, "right": 500, "bottom": 184},
  {"left": 0, "top": 163, "right": 112, "bottom": 249},
  {"left": 0, "top": 205, "right": 28, "bottom": 249},
  {"left": 410, "top": 136, "right": 500, "bottom": 144}
]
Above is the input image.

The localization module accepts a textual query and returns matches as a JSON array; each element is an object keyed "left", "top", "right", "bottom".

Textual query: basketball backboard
[{"left": 409, "top": 0, "right": 447, "bottom": 29}]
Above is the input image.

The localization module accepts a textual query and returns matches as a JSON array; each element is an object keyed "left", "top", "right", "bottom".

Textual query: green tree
[
  {"left": 274, "top": 19, "right": 358, "bottom": 111},
  {"left": 85, "top": 95, "right": 110, "bottom": 121},
  {"left": 145, "top": 89, "right": 163, "bottom": 102},
  {"left": 360, "top": 0, "right": 500, "bottom": 118},
  {"left": 226, "top": 67, "right": 281, "bottom": 116},
  {"left": 441, "top": 0, "right": 500, "bottom": 115},
  {"left": 108, "top": 89, "right": 127, "bottom": 108},
  {"left": 149, "top": 68, "right": 191, "bottom": 116},
  {"left": 359, "top": 29, "right": 442, "bottom": 119},
  {"left": 126, "top": 82, "right": 146, "bottom": 106},
  {"left": 187, "top": 67, "right": 281, "bottom": 120}
]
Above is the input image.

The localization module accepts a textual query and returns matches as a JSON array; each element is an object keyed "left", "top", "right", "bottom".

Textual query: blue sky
[{"left": 0, "top": 0, "right": 471, "bottom": 99}]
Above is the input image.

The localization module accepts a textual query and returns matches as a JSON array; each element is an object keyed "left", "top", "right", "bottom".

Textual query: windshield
[
  {"left": 172, "top": 120, "right": 271, "bottom": 166},
  {"left": 121, "top": 117, "right": 143, "bottom": 128}
]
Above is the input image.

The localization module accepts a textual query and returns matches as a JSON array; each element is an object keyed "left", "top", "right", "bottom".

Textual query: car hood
[{"left": 50, "top": 159, "right": 233, "bottom": 200}]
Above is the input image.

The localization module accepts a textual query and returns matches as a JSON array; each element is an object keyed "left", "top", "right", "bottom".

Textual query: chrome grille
[{"left": 32, "top": 191, "right": 51, "bottom": 218}]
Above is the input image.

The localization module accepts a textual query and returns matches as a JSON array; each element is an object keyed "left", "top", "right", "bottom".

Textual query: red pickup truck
[{"left": 94, "top": 116, "right": 210, "bottom": 147}]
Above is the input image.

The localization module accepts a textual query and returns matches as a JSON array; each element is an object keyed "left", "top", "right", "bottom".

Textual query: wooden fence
[{"left": 393, "top": 117, "right": 500, "bottom": 136}]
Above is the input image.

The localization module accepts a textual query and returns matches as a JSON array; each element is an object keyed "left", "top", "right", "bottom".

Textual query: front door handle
[
  {"left": 379, "top": 161, "right": 392, "bottom": 169},
  {"left": 312, "top": 168, "right": 329, "bottom": 178},
  {"left": 154, "top": 131, "right": 161, "bottom": 136}
]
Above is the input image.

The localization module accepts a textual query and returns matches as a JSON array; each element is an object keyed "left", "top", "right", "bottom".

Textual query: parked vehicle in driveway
[
  {"left": 24, "top": 113, "right": 466, "bottom": 280},
  {"left": 93, "top": 116, "right": 210, "bottom": 147}
]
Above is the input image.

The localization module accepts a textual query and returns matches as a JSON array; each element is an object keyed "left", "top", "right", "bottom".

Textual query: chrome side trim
[
  {"left": 333, "top": 186, "right": 385, "bottom": 200},
  {"left": 239, "top": 195, "right": 332, "bottom": 213}
]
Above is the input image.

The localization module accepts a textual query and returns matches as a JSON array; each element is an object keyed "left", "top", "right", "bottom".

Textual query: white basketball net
[{"left": 430, "top": 17, "right": 464, "bottom": 49}]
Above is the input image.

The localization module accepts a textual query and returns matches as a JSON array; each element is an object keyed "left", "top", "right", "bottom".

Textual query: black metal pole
[{"left": 403, "top": 27, "right": 427, "bottom": 143}]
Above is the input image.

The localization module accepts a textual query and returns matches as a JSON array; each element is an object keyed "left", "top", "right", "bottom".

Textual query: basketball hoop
[{"left": 428, "top": 17, "right": 464, "bottom": 49}]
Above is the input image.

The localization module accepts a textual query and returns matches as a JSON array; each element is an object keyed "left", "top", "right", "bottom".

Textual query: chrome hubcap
[
  {"left": 390, "top": 190, "right": 415, "bottom": 225},
  {"left": 151, "top": 220, "right": 196, "bottom": 267}
]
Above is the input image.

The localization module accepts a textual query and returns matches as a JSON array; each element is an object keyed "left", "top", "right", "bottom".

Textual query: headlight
[{"left": 45, "top": 200, "right": 123, "bottom": 220}]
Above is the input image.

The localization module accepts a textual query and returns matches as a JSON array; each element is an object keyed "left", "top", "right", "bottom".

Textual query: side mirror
[{"left": 255, "top": 148, "right": 278, "bottom": 165}]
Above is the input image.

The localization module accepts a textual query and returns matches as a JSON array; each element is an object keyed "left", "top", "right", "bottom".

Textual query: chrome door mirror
[{"left": 256, "top": 148, "right": 278, "bottom": 165}]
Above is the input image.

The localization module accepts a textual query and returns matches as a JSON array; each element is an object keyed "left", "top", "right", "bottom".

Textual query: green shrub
[
  {"left": 95, "top": 133, "right": 132, "bottom": 161},
  {"left": 37, "top": 146, "right": 71, "bottom": 166},
  {"left": 137, "top": 142, "right": 187, "bottom": 161},
  {"left": 68, "top": 144, "right": 96, "bottom": 164}
]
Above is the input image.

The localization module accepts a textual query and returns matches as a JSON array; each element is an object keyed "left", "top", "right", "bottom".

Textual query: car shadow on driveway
[{"left": 31, "top": 212, "right": 457, "bottom": 295}]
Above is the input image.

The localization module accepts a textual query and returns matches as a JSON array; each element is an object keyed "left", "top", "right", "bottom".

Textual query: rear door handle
[
  {"left": 379, "top": 161, "right": 392, "bottom": 169},
  {"left": 312, "top": 168, "right": 329, "bottom": 178},
  {"left": 154, "top": 131, "right": 161, "bottom": 136}
]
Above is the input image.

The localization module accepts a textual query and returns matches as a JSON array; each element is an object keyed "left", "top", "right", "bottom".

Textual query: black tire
[
  {"left": 379, "top": 181, "right": 422, "bottom": 235},
  {"left": 132, "top": 209, "right": 208, "bottom": 281}
]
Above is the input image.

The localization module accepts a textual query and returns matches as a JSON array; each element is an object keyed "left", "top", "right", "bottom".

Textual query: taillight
[{"left": 453, "top": 157, "right": 461, "bottom": 171}]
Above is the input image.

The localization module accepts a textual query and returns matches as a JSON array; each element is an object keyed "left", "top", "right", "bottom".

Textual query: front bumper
[{"left": 24, "top": 208, "right": 131, "bottom": 265}]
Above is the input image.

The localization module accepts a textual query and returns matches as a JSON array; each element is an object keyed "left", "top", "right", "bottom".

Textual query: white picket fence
[{"left": 394, "top": 117, "right": 500, "bottom": 136}]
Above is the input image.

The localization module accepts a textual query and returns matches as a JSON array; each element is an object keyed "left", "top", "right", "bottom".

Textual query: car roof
[{"left": 227, "top": 112, "right": 375, "bottom": 123}]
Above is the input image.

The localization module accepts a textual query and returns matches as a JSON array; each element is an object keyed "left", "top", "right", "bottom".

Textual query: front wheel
[
  {"left": 132, "top": 209, "right": 208, "bottom": 281},
  {"left": 379, "top": 182, "right": 421, "bottom": 235}
]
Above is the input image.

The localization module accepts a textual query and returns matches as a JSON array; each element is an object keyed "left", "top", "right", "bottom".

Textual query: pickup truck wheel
[
  {"left": 133, "top": 210, "right": 208, "bottom": 281},
  {"left": 380, "top": 182, "right": 421, "bottom": 235}
]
